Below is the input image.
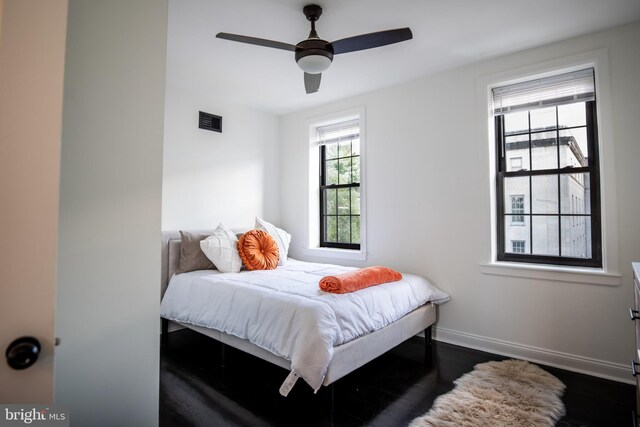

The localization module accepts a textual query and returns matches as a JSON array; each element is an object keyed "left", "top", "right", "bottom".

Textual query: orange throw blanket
[{"left": 319, "top": 266, "right": 402, "bottom": 294}]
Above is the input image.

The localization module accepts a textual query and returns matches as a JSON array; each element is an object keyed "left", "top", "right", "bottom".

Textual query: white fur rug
[{"left": 409, "top": 360, "right": 566, "bottom": 427}]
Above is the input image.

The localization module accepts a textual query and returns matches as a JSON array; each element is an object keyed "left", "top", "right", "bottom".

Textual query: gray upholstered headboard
[
  {"left": 161, "top": 229, "right": 247, "bottom": 299},
  {"left": 161, "top": 230, "right": 210, "bottom": 299}
]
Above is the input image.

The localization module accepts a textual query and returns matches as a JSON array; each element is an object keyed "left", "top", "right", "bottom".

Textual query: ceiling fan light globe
[{"left": 296, "top": 54, "right": 332, "bottom": 74}]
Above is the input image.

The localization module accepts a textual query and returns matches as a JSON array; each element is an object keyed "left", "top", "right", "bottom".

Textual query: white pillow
[
  {"left": 255, "top": 217, "right": 291, "bottom": 266},
  {"left": 200, "top": 223, "right": 242, "bottom": 273}
]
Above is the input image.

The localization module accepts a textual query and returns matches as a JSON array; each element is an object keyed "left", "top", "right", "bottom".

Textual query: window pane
[
  {"left": 325, "top": 216, "right": 337, "bottom": 243},
  {"left": 504, "top": 216, "right": 530, "bottom": 254},
  {"left": 505, "top": 137, "right": 530, "bottom": 170},
  {"left": 531, "top": 175, "right": 558, "bottom": 214},
  {"left": 351, "top": 216, "right": 360, "bottom": 244},
  {"left": 337, "top": 188, "right": 350, "bottom": 215},
  {"left": 558, "top": 102, "right": 586, "bottom": 128},
  {"left": 532, "top": 215, "right": 559, "bottom": 256},
  {"left": 325, "top": 143, "right": 338, "bottom": 160},
  {"left": 505, "top": 134, "right": 529, "bottom": 172},
  {"left": 350, "top": 187, "right": 360, "bottom": 214},
  {"left": 531, "top": 130, "right": 557, "bottom": 170},
  {"left": 504, "top": 177, "right": 529, "bottom": 214},
  {"left": 559, "top": 128, "right": 588, "bottom": 168},
  {"left": 338, "top": 158, "right": 352, "bottom": 184},
  {"left": 324, "top": 188, "right": 336, "bottom": 215},
  {"left": 325, "top": 159, "right": 338, "bottom": 185},
  {"left": 338, "top": 216, "right": 350, "bottom": 243},
  {"left": 504, "top": 110, "right": 529, "bottom": 134},
  {"left": 560, "top": 173, "right": 590, "bottom": 214},
  {"left": 351, "top": 139, "right": 360, "bottom": 156},
  {"left": 561, "top": 216, "right": 591, "bottom": 258},
  {"left": 351, "top": 156, "right": 360, "bottom": 183},
  {"left": 530, "top": 106, "right": 556, "bottom": 131},
  {"left": 338, "top": 141, "right": 351, "bottom": 157}
]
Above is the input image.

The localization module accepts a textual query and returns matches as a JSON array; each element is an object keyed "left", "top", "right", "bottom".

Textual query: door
[{"left": 0, "top": 0, "right": 68, "bottom": 402}]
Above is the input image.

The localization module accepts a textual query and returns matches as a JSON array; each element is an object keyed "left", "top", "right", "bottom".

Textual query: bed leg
[
  {"left": 220, "top": 342, "right": 226, "bottom": 369},
  {"left": 161, "top": 318, "right": 169, "bottom": 347},
  {"left": 424, "top": 326, "right": 433, "bottom": 361},
  {"left": 327, "top": 383, "right": 335, "bottom": 425}
]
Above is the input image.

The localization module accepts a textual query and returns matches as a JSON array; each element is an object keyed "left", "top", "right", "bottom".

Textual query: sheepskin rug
[{"left": 409, "top": 360, "right": 566, "bottom": 427}]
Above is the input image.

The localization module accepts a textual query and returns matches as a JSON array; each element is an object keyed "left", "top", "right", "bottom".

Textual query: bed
[{"left": 160, "top": 230, "right": 449, "bottom": 396}]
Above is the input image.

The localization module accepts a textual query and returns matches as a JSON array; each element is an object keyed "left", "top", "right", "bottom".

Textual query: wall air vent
[{"left": 199, "top": 111, "right": 222, "bottom": 132}]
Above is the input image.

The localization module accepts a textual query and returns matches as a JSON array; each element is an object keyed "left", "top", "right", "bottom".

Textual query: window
[
  {"left": 306, "top": 108, "right": 366, "bottom": 261},
  {"left": 493, "top": 68, "right": 602, "bottom": 267},
  {"left": 511, "top": 240, "right": 526, "bottom": 254},
  {"left": 318, "top": 119, "right": 361, "bottom": 249},
  {"left": 510, "top": 195, "right": 525, "bottom": 224},
  {"left": 510, "top": 156, "right": 522, "bottom": 171}
]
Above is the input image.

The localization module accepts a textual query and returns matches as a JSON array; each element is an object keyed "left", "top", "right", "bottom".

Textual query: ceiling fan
[{"left": 216, "top": 4, "right": 413, "bottom": 94}]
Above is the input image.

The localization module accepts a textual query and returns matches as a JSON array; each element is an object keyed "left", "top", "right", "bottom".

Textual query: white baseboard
[{"left": 433, "top": 327, "right": 634, "bottom": 385}]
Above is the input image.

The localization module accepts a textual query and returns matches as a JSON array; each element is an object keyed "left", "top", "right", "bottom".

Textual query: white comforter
[{"left": 160, "top": 259, "right": 449, "bottom": 392}]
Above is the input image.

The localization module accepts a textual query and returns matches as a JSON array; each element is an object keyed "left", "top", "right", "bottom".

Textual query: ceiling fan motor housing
[{"left": 295, "top": 39, "right": 333, "bottom": 74}]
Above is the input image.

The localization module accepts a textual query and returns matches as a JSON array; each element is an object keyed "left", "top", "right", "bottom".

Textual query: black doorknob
[{"left": 5, "top": 337, "right": 41, "bottom": 370}]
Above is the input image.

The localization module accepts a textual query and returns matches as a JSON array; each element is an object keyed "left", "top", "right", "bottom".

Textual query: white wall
[
  {"left": 280, "top": 22, "right": 640, "bottom": 382},
  {"left": 55, "top": 1, "right": 167, "bottom": 426},
  {"left": 161, "top": 83, "right": 280, "bottom": 230}
]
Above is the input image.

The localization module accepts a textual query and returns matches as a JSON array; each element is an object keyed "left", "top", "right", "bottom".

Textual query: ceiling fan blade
[
  {"left": 216, "top": 32, "right": 297, "bottom": 52},
  {"left": 331, "top": 27, "right": 413, "bottom": 55},
  {"left": 304, "top": 73, "right": 321, "bottom": 94}
]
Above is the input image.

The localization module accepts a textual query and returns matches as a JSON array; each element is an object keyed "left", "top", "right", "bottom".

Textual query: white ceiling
[{"left": 166, "top": 0, "right": 640, "bottom": 115}]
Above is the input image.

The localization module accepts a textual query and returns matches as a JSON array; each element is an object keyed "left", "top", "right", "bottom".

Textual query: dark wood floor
[{"left": 160, "top": 329, "right": 635, "bottom": 427}]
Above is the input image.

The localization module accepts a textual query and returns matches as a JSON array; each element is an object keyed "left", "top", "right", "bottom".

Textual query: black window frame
[
  {"left": 495, "top": 100, "right": 602, "bottom": 268},
  {"left": 319, "top": 141, "right": 361, "bottom": 250}
]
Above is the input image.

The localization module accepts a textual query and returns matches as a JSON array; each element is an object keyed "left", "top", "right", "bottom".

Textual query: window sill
[
  {"left": 303, "top": 247, "right": 367, "bottom": 262},
  {"left": 479, "top": 262, "right": 621, "bottom": 286}
]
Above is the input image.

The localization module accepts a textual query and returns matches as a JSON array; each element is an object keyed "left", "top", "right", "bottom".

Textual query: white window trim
[
  {"left": 479, "top": 262, "right": 620, "bottom": 286},
  {"left": 477, "top": 48, "right": 621, "bottom": 286},
  {"left": 304, "top": 107, "right": 367, "bottom": 262}
]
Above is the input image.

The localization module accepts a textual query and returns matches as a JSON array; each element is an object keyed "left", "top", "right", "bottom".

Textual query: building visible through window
[
  {"left": 510, "top": 156, "right": 523, "bottom": 171},
  {"left": 493, "top": 68, "right": 601, "bottom": 267},
  {"left": 511, "top": 240, "right": 526, "bottom": 254},
  {"left": 511, "top": 195, "right": 525, "bottom": 224}
]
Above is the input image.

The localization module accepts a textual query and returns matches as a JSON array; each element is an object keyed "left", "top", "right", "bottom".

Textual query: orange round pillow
[{"left": 238, "top": 230, "right": 279, "bottom": 271}]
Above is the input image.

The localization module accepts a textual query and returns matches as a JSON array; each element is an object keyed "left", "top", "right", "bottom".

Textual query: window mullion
[
  {"left": 586, "top": 101, "right": 602, "bottom": 265},
  {"left": 319, "top": 146, "right": 325, "bottom": 247},
  {"left": 504, "top": 166, "right": 593, "bottom": 178},
  {"left": 497, "top": 114, "right": 505, "bottom": 257},
  {"left": 321, "top": 183, "right": 359, "bottom": 190},
  {"left": 528, "top": 111, "right": 533, "bottom": 254},
  {"left": 556, "top": 106, "right": 562, "bottom": 257},
  {"left": 334, "top": 189, "right": 338, "bottom": 243}
]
